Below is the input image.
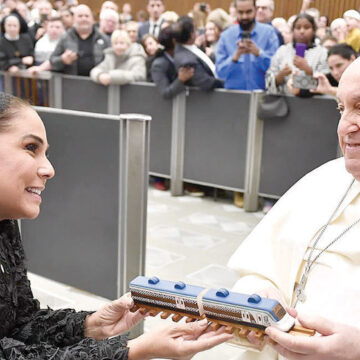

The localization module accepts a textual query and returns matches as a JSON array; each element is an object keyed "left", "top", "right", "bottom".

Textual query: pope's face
[
  {"left": 337, "top": 59, "right": 360, "bottom": 181},
  {"left": 0, "top": 107, "right": 55, "bottom": 220}
]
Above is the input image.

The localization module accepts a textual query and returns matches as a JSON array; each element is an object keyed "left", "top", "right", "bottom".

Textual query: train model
[{"left": 129, "top": 276, "right": 314, "bottom": 349}]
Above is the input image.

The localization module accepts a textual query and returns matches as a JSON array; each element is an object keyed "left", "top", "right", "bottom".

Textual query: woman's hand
[
  {"left": 293, "top": 55, "right": 312, "bottom": 75},
  {"left": 310, "top": 73, "right": 337, "bottom": 96},
  {"left": 8, "top": 65, "right": 19, "bottom": 73},
  {"left": 98, "top": 72, "right": 111, "bottom": 86},
  {"left": 287, "top": 76, "right": 301, "bottom": 96},
  {"left": 84, "top": 293, "right": 146, "bottom": 340},
  {"left": 22, "top": 56, "right": 34, "bottom": 66},
  {"left": 276, "top": 63, "right": 292, "bottom": 85},
  {"left": 128, "top": 319, "right": 234, "bottom": 360},
  {"left": 266, "top": 309, "right": 360, "bottom": 360}
]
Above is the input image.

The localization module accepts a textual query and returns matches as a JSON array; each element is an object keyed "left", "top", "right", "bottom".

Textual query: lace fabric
[{"left": 0, "top": 220, "right": 129, "bottom": 360}]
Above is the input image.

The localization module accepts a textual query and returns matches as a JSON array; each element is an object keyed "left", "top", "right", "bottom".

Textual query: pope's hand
[{"left": 266, "top": 309, "right": 360, "bottom": 360}]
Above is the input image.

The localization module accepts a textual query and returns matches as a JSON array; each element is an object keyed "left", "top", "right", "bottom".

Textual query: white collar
[{"left": 4, "top": 33, "right": 20, "bottom": 41}]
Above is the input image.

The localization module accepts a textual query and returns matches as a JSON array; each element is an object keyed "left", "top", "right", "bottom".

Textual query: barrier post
[
  {"left": 4, "top": 71, "right": 13, "bottom": 94},
  {"left": 170, "top": 91, "right": 187, "bottom": 196},
  {"left": 118, "top": 113, "right": 150, "bottom": 339},
  {"left": 108, "top": 84, "right": 121, "bottom": 115},
  {"left": 49, "top": 74, "right": 63, "bottom": 108},
  {"left": 244, "top": 91, "right": 264, "bottom": 211}
]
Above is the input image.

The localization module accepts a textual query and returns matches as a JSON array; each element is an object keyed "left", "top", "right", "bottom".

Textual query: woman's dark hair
[
  {"left": 328, "top": 43, "right": 357, "bottom": 60},
  {"left": 173, "top": 16, "right": 194, "bottom": 44},
  {"left": 0, "top": 93, "right": 30, "bottom": 132},
  {"left": 292, "top": 13, "right": 317, "bottom": 45},
  {"left": 157, "top": 25, "right": 175, "bottom": 51}
]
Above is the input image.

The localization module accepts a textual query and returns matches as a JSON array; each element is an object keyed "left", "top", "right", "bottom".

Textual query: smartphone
[
  {"left": 295, "top": 43, "right": 306, "bottom": 58},
  {"left": 293, "top": 74, "right": 319, "bottom": 90},
  {"left": 241, "top": 31, "right": 251, "bottom": 41}
]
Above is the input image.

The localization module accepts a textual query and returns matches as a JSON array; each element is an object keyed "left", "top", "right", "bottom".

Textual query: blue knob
[
  {"left": 248, "top": 294, "right": 261, "bottom": 304},
  {"left": 216, "top": 288, "right": 230, "bottom": 297},
  {"left": 148, "top": 276, "right": 160, "bottom": 285},
  {"left": 175, "top": 281, "right": 186, "bottom": 290}
]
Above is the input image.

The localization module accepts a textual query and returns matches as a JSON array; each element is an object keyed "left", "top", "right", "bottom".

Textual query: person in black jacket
[
  {"left": 0, "top": 93, "right": 233, "bottom": 359},
  {"left": 50, "top": 5, "right": 109, "bottom": 76},
  {"left": 0, "top": 15, "right": 34, "bottom": 71},
  {"left": 173, "top": 16, "right": 224, "bottom": 91},
  {"left": 151, "top": 26, "right": 194, "bottom": 99}
]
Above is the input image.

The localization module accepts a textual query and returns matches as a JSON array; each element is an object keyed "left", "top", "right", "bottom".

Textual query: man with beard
[
  {"left": 50, "top": 4, "right": 109, "bottom": 75},
  {"left": 215, "top": 0, "right": 279, "bottom": 90}
]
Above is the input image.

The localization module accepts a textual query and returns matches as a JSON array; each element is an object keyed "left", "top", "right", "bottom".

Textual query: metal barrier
[
  {"left": 21, "top": 107, "right": 150, "bottom": 301},
  {"left": 1, "top": 72, "right": 340, "bottom": 211},
  {"left": 2, "top": 70, "right": 53, "bottom": 106}
]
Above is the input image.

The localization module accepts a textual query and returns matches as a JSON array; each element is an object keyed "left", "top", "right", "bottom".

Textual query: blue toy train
[{"left": 129, "top": 276, "right": 296, "bottom": 333}]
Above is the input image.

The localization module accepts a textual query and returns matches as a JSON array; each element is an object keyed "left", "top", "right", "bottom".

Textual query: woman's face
[
  {"left": 205, "top": 22, "right": 220, "bottom": 43},
  {"left": 293, "top": 18, "right": 314, "bottom": 45},
  {"left": 345, "top": 16, "right": 359, "bottom": 32},
  {"left": 4, "top": 16, "right": 20, "bottom": 38},
  {"left": 144, "top": 37, "right": 159, "bottom": 56},
  {"left": 0, "top": 107, "right": 55, "bottom": 220},
  {"left": 328, "top": 54, "right": 354, "bottom": 83},
  {"left": 113, "top": 38, "right": 130, "bottom": 55},
  {"left": 318, "top": 16, "right": 328, "bottom": 28}
]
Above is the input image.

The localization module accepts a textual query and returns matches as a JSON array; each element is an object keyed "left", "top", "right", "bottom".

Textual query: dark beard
[{"left": 239, "top": 19, "right": 255, "bottom": 31}]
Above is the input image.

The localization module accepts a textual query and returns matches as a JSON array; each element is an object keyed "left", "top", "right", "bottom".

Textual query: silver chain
[{"left": 295, "top": 178, "right": 359, "bottom": 306}]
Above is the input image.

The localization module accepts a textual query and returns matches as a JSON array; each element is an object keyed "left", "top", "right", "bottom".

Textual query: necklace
[{"left": 294, "top": 178, "right": 360, "bottom": 307}]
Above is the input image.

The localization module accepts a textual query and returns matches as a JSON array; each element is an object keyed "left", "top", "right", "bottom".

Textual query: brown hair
[{"left": 0, "top": 93, "right": 31, "bottom": 133}]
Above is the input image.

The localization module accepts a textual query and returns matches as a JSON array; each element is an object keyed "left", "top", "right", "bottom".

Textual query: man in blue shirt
[{"left": 216, "top": 0, "right": 280, "bottom": 90}]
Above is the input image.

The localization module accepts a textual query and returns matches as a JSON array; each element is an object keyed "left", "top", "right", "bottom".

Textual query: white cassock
[{"left": 227, "top": 157, "right": 360, "bottom": 360}]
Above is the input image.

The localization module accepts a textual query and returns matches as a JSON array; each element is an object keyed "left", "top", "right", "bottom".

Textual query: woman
[
  {"left": 266, "top": 13, "right": 329, "bottom": 96},
  {"left": 173, "top": 16, "right": 223, "bottom": 91},
  {"left": 205, "top": 8, "right": 232, "bottom": 61},
  {"left": 311, "top": 43, "right": 357, "bottom": 97},
  {"left": 0, "top": 93, "right": 233, "bottom": 359},
  {"left": 141, "top": 34, "right": 160, "bottom": 81},
  {"left": 0, "top": 15, "right": 34, "bottom": 72},
  {"left": 90, "top": 30, "right": 146, "bottom": 86}
]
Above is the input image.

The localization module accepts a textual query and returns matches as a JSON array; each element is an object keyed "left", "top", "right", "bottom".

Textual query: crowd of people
[
  {"left": 0, "top": 0, "right": 359, "bottom": 205},
  {"left": 1, "top": 1, "right": 360, "bottom": 360}
]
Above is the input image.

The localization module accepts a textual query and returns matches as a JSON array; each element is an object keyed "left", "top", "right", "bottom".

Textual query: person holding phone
[
  {"left": 215, "top": 0, "right": 279, "bottom": 90},
  {"left": 28, "top": 0, "right": 54, "bottom": 43},
  {"left": 266, "top": 13, "right": 329, "bottom": 96}
]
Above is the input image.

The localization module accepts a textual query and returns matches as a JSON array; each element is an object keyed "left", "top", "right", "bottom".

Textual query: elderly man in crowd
[
  {"left": 228, "top": 56, "right": 360, "bottom": 360},
  {"left": 138, "top": 0, "right": 165, "bottom": 40},
  {"left": 255, "top": 0, "right": 284, "bottom": 45},
  {"left": 100, "top": 0, "right": 118, "bottom": 13},
  {"left": 50, "top": 4, "right": 109, "bottom": 76},
  {"left": 216, "top": 0, "right": 279, "bottom": 90},
  {"left": 98, "top": 8, "right": 119, "bottom": 40}
]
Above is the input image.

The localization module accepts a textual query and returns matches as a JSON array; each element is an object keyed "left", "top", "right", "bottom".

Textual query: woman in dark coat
[
  {"left": 0, "top": 15, "right": 34, "bottom": 71},
  {"left": 0, "top": 93, "right": 232, "bottom": 359}
]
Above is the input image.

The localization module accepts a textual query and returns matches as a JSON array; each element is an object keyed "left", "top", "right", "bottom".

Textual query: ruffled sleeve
[
  {"left": 0, "top": 220, "right": 129, "bottom": 360},
  {"left": 0, "top": 334, "right": 129, "bottom": 359}
]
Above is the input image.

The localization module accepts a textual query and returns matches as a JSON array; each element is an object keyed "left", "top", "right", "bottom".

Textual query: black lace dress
[{"left": 0, "top": 220, "right": 129, "bottom": 359}]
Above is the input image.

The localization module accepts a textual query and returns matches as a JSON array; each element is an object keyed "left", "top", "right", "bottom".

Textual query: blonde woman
[{"left": 90, "top": 30, "right": 146, "bottom": 86}]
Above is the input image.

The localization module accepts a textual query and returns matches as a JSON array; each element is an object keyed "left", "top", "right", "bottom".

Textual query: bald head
[
  {"left": 73, "top": 4, "right": 94, "bottom": 33},
  {"left": 338, "top": 57, "right": 360, "bottom": 92},
  {"left": 337, "top": 58, "right": 360, "bottom": 180}
]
